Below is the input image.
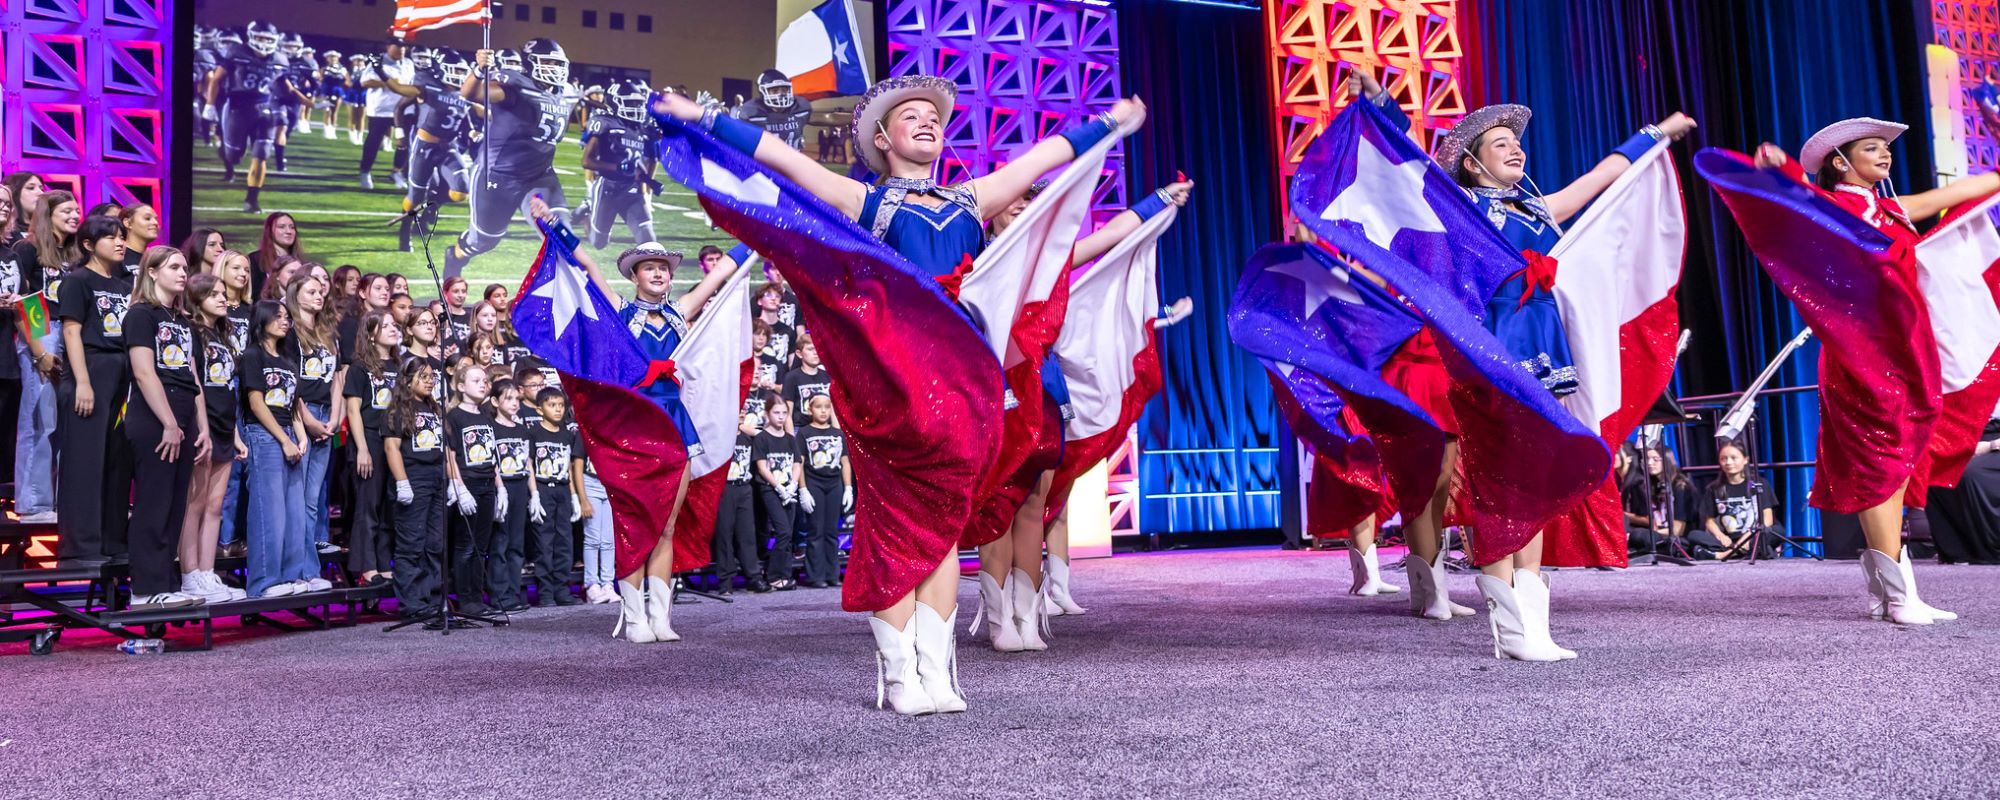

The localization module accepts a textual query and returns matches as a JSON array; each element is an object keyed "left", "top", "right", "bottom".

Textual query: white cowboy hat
[
  {"left": 1800, "top": 117, "right": 1907, "bottom": 174},
  {"left": 616, "top": 243, "right": 683, "bottom": 280},
  {"left": 849, "top": 75, "right": 957, "bottom": 177}
]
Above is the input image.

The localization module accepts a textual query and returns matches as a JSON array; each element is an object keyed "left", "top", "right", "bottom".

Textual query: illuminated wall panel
[{"left": 1931, "top": 0, "right": 2000, "bottom": 174}]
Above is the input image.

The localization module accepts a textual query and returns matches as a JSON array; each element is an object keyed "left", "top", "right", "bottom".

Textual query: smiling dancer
[{"left": 652, "top": 77, "right": 1146, "bottom": 714}]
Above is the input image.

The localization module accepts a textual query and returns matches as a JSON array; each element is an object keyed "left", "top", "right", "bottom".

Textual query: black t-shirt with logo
[
  {"left": 759, "top": 319, "right": 795, "bottom": 370},
  {"left": 529, "top": 422, "right": 580, "bottom": 487},
  {"left": 445, "top": 310, "right": 472, "bottom": 355},
  {"left": 239, "top": 343, "right": 300, "bottom": 429},
  {"left": 226, "top": 304, "right": 252, "bottom": 353},
  {"left": 56, "top": 267, "right": 132, "bottom": 354},
  {"left": 782, "top": 366, "right": 831, "bottom": 425},
  {"left": 751, "top": 429, "right": 798, "bottom": 490},
  {"left": 447, "top": 406, "right": 498, "bottom": 484},
  {"left": 741, "top": 392, "right": 769, "bottom": 430},
  {"left": 1700, "top": 479, "right": 1780, "bottom": 536},
  {"left": 0, "top": 244, "right": 23, "bottom": 378},
  {"left": 295, "top": 339, "right": 338, "bottom": 406},
  {"left": 799, "top": 424, "right": 846, "bottom": 482},
  {"left": 341, "top": 360, "right": 399, "bottom": 437},
  {"left": 123, "top": 303, "right": 201, "bottom": 394},
  {"left": 727, "top": 432, "right": 755, "bottom": 485},
  {"left": 495, "top": 418, "right": 533, "bottom": 482},
  {"left": 390, "top": 406, "right": 447, "bottom": 467},
  {"left": 199, "top": 327, "right": 239, "bottom": 444}
]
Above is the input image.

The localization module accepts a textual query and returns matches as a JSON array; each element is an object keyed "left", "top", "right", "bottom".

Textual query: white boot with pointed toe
[
  {"left": 869, "top": 615, "right": 936, "bottom": 716},
  {"left": 643, "top": 576, "right": 681, "bottom": 642},
  {"left": 1512, "top": 571, "right": 1577, "bottom": 660},
  {"left": 1044, "top": 555, "right": 1087, "bottom": 616},
  {"left": 1474, "top": 574, "right": 1569, "bottom": 662},
  {"left": 1892, "top": 549, "right": 1957, "bottom": 621},
  {"left": 912, "top": 602, "right": 967, "bottom": 713},
  {"left": 1404, "top": 552, "right": 1476, "bottom": 620},
  {"left": 612, "top": 580, "right": 657, "bottom": 643},
  {"left": 1009, "top": 568, "right": 1048, "bottom": 652},
  {"left": 1862, "top": 549, "right": 1946, "bottom": 625},
  {"left": 973, "top": 571, "right": 1024, "bottom": 652},
  {"left": 1348, "top": 545, "right": 1402, "bottom": 596}
]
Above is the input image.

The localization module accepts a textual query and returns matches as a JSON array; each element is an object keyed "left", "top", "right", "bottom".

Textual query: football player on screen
[
  {"left": 442, "top": 39, "right": 579, "bottom": 278},
  {"left": 733, "top": 69, "right": 812, "bottom": 150},
  {"left": 375, "top": 49, "right": 484, "bottom": 252},
  {"left": 580, "top": 80, "right": 663, "bottom": 250},
  {"left": 205, "top": 20, "right": 296, "bottom": 213}
]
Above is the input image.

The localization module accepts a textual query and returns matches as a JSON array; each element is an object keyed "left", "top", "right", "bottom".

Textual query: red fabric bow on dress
[
  {"left": 1514, "top": 249, "right": 1559, "bottom": 308},
  {"left": 639, "top": 359, "right": 678, "bottom": 388}
]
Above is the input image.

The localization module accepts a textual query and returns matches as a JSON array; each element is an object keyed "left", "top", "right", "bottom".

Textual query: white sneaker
[
  {"left": 131, "top": 592, "right": 203, "bottom": 610},
  {"left": 202, "top": 571, "right": 247, "bottom": 602},
  {"left": 302, "top": 577, "right": 333, "bottom": 592},
  {"left": 260, "top": 582, "right": 301, "bottom": 598},
  {"left": 182, "top": 572, "right": 232, "bottom": 604},
  {"left": 16, "top": 511, "right": 57, "bottom": 524}
]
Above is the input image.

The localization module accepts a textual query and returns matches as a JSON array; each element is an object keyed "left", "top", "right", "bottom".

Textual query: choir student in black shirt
[
  {"left": 712, "top": 412, "right": 764, "bottom": 593},
  {"left": 385, "top": 358, "right": 450, "bottom": 623},
  {"left": 10, "top": 189, "right": 77, "bottom": 524},
  {"left": 284, "top": 274, "right": 343, "bottom": 554},
  {"left": 342, "top": 311, "right": 402, "bottom": 586},
  {"left": 1700, "top": 439, "right": 1781, "bottom": 560},
  {"left": 444, "top": 362, "right": 506, "bottom": 616},
  {"left": 780, "top": 334, "right": 831, "bottom": 428},
  {"left": 240, "top": 300, "right": 324, "bottom": 599},
  {"left": 489, "top": 379, "right": 534, "bottom": 611},
  {"left": 797, "top": 395, "right": 851, "bottom": 588},
  {"left": 123, "top": 246, "right": 210, "bottom": 609},
  {"left": 753, "top": 394, "right": 803, "bottom": 590},
  {"left": 526, "top": 387, "right": 583, "bottom": 606},
  {"left": 54, "top": 215, "right": 133, "bottom": 566},
  {"left": 178, "top": 272, "right": 247, "bottom": 603}
]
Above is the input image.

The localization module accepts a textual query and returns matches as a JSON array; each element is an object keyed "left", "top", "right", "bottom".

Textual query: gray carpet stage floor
[{"left": 6, "top": 547, "right": 2000, "bottom": 799}]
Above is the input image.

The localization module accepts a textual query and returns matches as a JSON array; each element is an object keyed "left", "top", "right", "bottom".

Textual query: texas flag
[
  {"left": 667, "top": 260, "right": 757, "bottom": 573},
  {"left": 1290, "top": 99, "right": 1611, "bottom": 564},
  {"left": 652, "top": 112, "right": 1004, "bottom": 613},
  {"left": 1264, "top": 362, "right": 1394, "bottom": 538},
  {"left": 776, "top": 0, "right": 871, "bottom": 100},
  {"left": 1228, "top": 241, "right": 1443, "bottom": 523},
  {"left": 511, "top": 224, "right": 689, "bottom": 579},
  {"left": 1910, "top": 191, "right": 2000, "bottom": 485},
  {"left": 1539, "top": 140, "right": 1687, "bottom": 568},
  {"left": 949, "top": 119, "right": 1123, "bottom": 548},
  {"left": 1043, "top": 204, "right": 1177, "bottom": 519}
]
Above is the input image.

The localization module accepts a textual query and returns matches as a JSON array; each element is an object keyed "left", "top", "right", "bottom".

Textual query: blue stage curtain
[
  {"left": 1461, "top": 0, "right": 1933, "bottom": 549},
  {"left": 1118, "top": 0, "right": 1285, "bottom": 536}
]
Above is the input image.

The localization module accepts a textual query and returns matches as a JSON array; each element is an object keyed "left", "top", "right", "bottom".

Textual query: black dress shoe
[
  {"left": 773, "top": 579, "right": 797, "bottom": 591},
  {"left": 458, "top": 601, "right": 493, "bottom": 616},
  {"left": 804, "top": 580, "right": 829, "bottom": 589},
  {"left": 554, "top": 591, "right": 583, "bottom": 606},
  {"left": 751, "top": 581, "right": 773, "bottom": 593},
  {"left": 501, "top": 602, "right": 530, "bottom": 614}
]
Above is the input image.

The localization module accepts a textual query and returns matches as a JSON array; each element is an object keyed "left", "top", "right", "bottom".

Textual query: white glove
[
  {"left": 529, "top": 489, "right": 546, "bottom": 524},
  {"left": 445, "top": 480, "right": 461, "bottom": 507},
  {"left": 494, "top": 486, "right": 509, "bottom": 520},
  {"left": 843, "top": 486, "right": 854, "bottom": 514},
  {"left": 452, "top": 480, "right": 477, "bottom": 516},
  {"left": 396, "top": 480, "right": 414, "bottom": 505},
  {"left": 570, "top": 493, "right": 582, "bottom": 522},
  {"left": 800, "top": 488, "right": 817, "bottom": 514},
  {"left": 778, "top": 484, "right": 796, "bottom": 506}
]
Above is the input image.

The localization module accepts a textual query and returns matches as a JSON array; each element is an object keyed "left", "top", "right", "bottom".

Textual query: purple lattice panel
[
  {"left": 885, "top": 0, "right": 1126, "bottom": 220},
  {"left": 1935, "top": 1, "right": 2000, "bottom": 172},
  {"left": 3, "top": 0, "right": 170, "bottom": 235}
]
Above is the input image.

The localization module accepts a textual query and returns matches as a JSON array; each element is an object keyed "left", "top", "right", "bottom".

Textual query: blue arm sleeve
[
  {"left": 1131, "top": 189, "right": 1170, "bottom": 221},
  {"left": 711, "top": 113, "right": 765, "bottom": 156},
  {"left": 1059, "top": 115, "right": 1117, "bottom": 154},
  {"left": 1612, "top": 129, "right": 1661, "bottom": 163},
  {"left": 727, "top": 243, "right": 753, "bottom": 265}
]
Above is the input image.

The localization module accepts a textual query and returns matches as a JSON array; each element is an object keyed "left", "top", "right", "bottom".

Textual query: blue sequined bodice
[{"left": 858, "top": 183, "right": 986, "bottom": 277}]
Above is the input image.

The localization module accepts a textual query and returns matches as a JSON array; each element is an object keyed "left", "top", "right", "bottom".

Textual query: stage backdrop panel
[{"left": 2, "top": 0, "right": 172, "bottom": 237}]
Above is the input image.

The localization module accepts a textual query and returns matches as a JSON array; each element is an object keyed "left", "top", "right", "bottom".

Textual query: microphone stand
[{"left": 1716, "top": 329, "right": 1822, "bottom": 562}]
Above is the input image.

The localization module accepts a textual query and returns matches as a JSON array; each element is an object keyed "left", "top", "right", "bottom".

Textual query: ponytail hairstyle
[{"left": 1814, "top": 140, "right": 1868, "bottom": 191}]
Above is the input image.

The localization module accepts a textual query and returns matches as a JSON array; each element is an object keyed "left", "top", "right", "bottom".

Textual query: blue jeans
[
  {"left": 581, "top": 474, "right": 614, "bottom": 586},
  {"left": 301, "top": 402, "right": 333, "bottom": 544},
  {"left": 243, "top": 425, "right": 315, "bottom": 596},
  {"left": 219, "top": 455, "right": 244, "bottom": 545},
  {"left": 13, "top": 340, "right": 54, "bottom": 515}
]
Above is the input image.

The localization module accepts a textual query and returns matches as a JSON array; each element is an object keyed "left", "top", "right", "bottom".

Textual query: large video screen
[{"left": 190, "top": 0, "right": 878, "bottom": 296}]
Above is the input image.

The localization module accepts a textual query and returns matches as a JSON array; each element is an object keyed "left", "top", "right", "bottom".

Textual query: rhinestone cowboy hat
[
  {"left": 616, "top": 242, "right": 684, "bottom": 280},
  {"left": 1434, "top": 103, "right": 1533, "bottom": 181},
  {"left": 1799, "top": 117, "right": 1907, "bottom": 174},
  {"left": 850, "top": 75, "right": 958, "bottom": 177}
]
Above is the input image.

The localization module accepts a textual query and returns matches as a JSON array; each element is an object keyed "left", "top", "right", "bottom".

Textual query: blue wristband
[
  {"left": 1612, "top": 129, "right": 1660, "bottom": 163},
  {"left": 727, "top": 243, "right": 753, "bottom": 264},
  {"left": 1059, "top": 114, "right": 1117, "bottom": 155},
  {"left": 549, "top": 219, "right": 581, "bottom": 251},
  {"left": 712, "top": 113, "right": 764, "bottom": 156},
  {"left": 1131, "top": 189, "right": 1170, "bottom": 221}
]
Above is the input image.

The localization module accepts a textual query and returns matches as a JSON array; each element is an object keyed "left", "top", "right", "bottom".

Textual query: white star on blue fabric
[
  {"left": 1320, "top": 132, "right": 1445, "bottom": 250},
  {"left": 533, "top": 257, "right": 598, "bottom": 338},
  {"left": 833, "top": 37, "right": 851, "bottom": 67},
  {"left": 1268, "top": 254, "right": 1364, "bottom": 319}
]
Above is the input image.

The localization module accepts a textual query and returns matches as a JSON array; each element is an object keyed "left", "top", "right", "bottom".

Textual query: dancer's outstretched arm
[
  {"left": 1543, "top": 113, "right": 1697, "bottom": 223},
  {"left": 652, "top": 93, "right": 869, "bottom": 218},
  {"left": 1071, "top": 180, "right": 1193, "bottom": 267},
  {"left": 1754, "top": 142, "right": 2000, "bottom": 220},
  {"left": 970, "top": 97, "right": 1148, "bottom": 221},
  {"left": 676, "top": 245, "right": 752, "bottom": 321}
]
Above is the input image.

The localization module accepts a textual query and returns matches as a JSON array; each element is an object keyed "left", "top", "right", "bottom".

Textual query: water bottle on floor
[{"left": 118, "top": 639, "right": 165, "bottom": 655}]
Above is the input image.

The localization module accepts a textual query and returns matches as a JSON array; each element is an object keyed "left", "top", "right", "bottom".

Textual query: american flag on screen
[{"left": 391, "top": 0, "right": 491, "bottom": 40}]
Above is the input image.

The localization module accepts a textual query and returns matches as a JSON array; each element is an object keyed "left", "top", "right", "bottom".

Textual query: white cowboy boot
[
  {"left": 1474, "top": 574, "right": 1569, "bottom": 662},
  {"left": 912, "top": 602, "right": 967, "bottom": 713},
  {"left": 1009, "top": 568, "right": 1048, "bottom": 652},
  {"left": 1892, "top": 549, "right": 1957, "bottom": 621},
  {"left": 612, "top": 580, "right": 657, "bottom": 644},
  {"left": 869, "top": 615, "right": 936, "bottom": 716},
  {"left": 1404, "top": 552, "right": 1476, "bottom": 620},
  {"left": 1348, "top": 545, "right": 1402, "bottom": 596},
  {"left": 1044, "top": 554, "right": 1087, "bottom": 616},
  {"left": 1512, "top": 570, "right": 1577, "bottom": 660},
  {"left": 643, "top": 575, "right": 682, "bottom": 642},
  {"left": 1862, "top": 550, "right": 1939, "bottom": 625},
  {"left": 972, "top": 571, "right": 1024, "bottom": 652}
]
